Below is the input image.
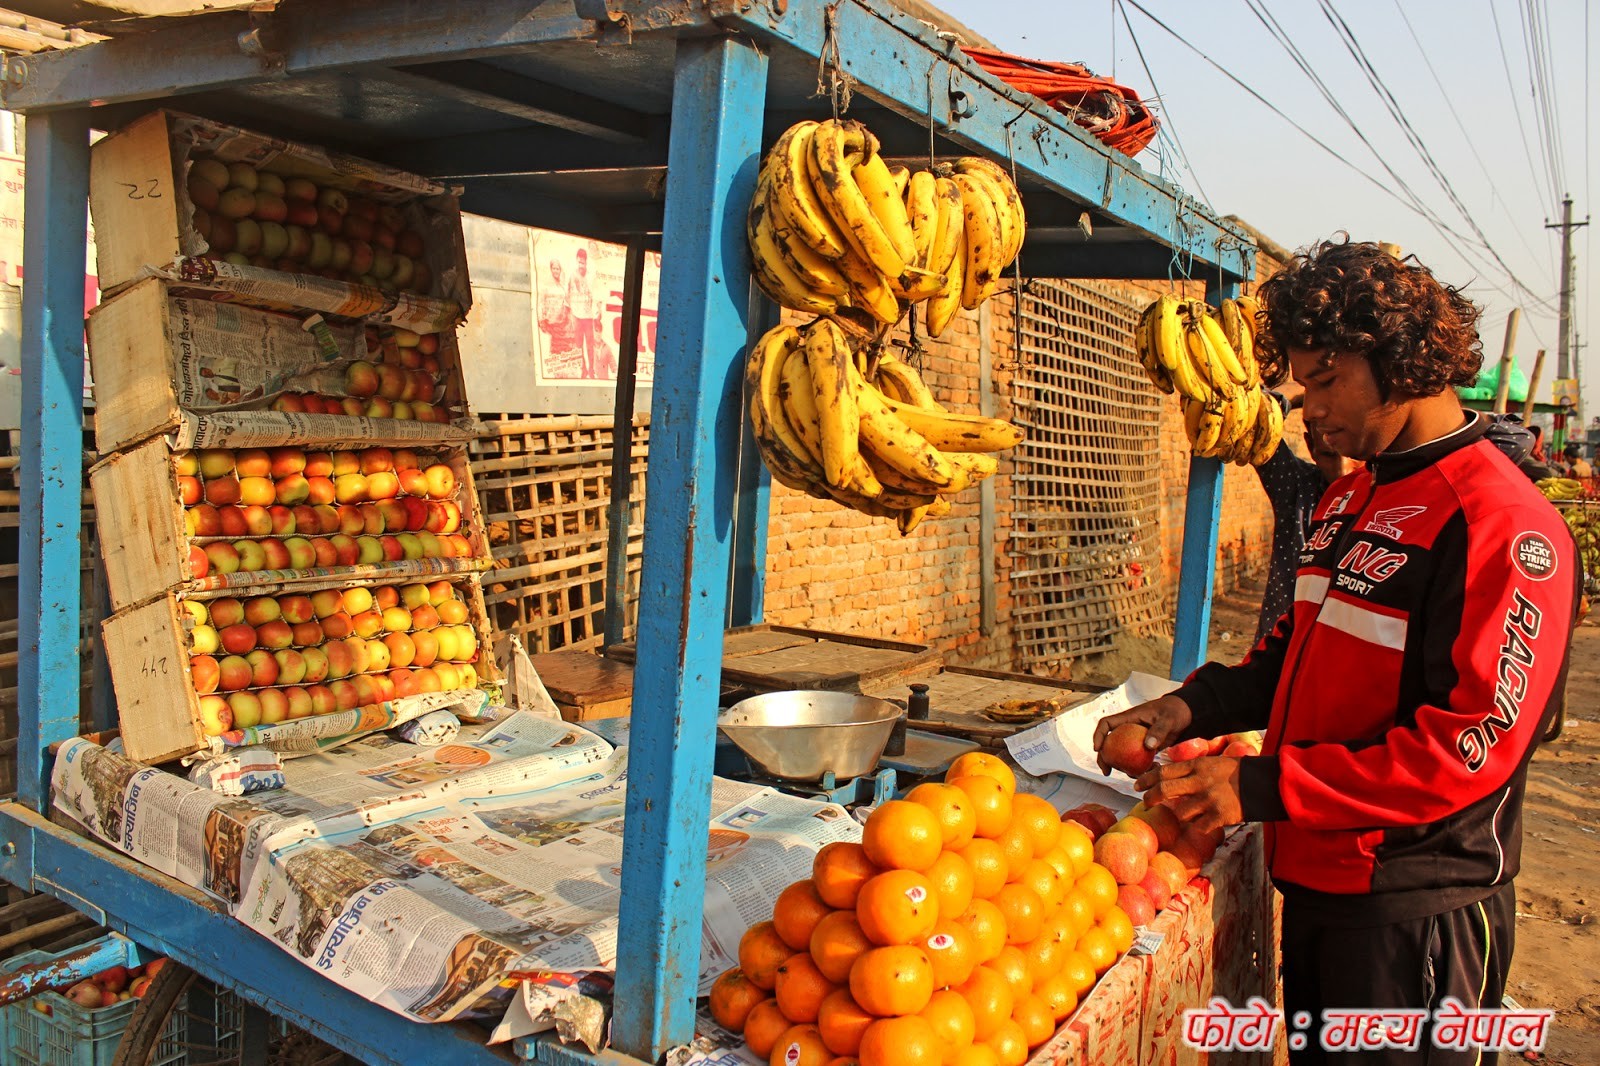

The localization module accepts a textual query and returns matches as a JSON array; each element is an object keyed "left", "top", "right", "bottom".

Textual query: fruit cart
[{"left": 0, "top": 2, "right": 1252, "bottom": 1064}]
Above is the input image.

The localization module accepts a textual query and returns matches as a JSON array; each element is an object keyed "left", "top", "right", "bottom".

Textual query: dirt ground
[{"left": 1164, "top": 579, "right": 1600, "bottom": 1064}]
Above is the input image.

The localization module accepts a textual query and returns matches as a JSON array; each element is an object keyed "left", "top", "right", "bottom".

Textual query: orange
[
  {"left": 775, "top": 953, "right": 840, "bottom": 1024},
  {"left": 862, "top": 801, "right": 943, "bottom": 872},
  {"left": 920, "top": 921, "right": 978, "bottom": 989},
  {"left": 775, "top": 880, "right": 836, "bottom": 951},
  {"left": 1033, "top": 972, "right": 1079, "bottom": 1023},
  {"left": 1037, "top": 846, "right": 1072, "bottom": 883},
  {"left": 1099, "top": 906, "right": 1136, "bottom": 955},
  {"left": 983, "top": 1019, "right": 1029, "bottom": 1066},
  {"left": 918, "top": 989, "right": 975, "bottom": 1058},
  {"left": 825, "top": 1059, "right": 859, "bottom": 1066},
  {"left": 710, "top": 967, "right": 768, "bottom": 1031},
  {"left": 1018, "top": 935, "right": 1064, "bottom": 985},
  {"left": 770, "top": 1023, "right": 832, "bottom": 1066},
  {"left": 1010, "top": 794, "right": 1061, "bottom": 855},
  {"left": 741, "top": 921, "right": 797, "bottom": 990},
  {"left": 811, "top": 910, "right": 874, "bottom": 984},
  {"left": 1058, "top": 950, "right": 1097, "bottom": 998},
  {"left": 855, "top": 870, "right": 939, "bottom": 946},
  {"left": 1036, "top": 911, "right": 1076, "bottom": 952},
  {"left": 1058, "top": 889, "right": 1096, "bottom": 939},
  {"left": 1076, "top": 927, "right": 1117, "bottom": 974},
  {"left": 948, "top": 777, "right": 1013, "bottom": 840},
  {"left": 814, "top": 843, "right": 882, "bottom": 910},
  {"left": 924, "top": 852, "right": 974, "bottom": 920},
  {"left": 1075, "top": 864, "right": 1119, "bottom": 916},
  {"left": 1016, "top": 859, "right": 1064, "bottom": 910},
  {"left": 954, "top": 839, "right": 1008, "bottom": 900},
  {"left": 945, "top": 752, "right": 1017, "bottom": 796},
  {"left": 951, "top": 899, "right": 1007, "bottom": 965},
  {"left": 858, "top": 1016, "right": 941, "bottom": 1066},
  {"left": 1055, "top": 822, "right": 1095, "bottom": 878},
  {"left": 904, "top": 783, "right": 977, "bottom": 849},
  {"left": 991, "top": 885, "right": 1044, "bottom": 944},
  {"left": 818, "top": 988, "right": 876, "bottom": 1056},
  {"left": 994, "top": 822, "right": 1034, "bottom": 879},
  {"left": 953, "top": 965, "right": 1014, "bottom": 1042},
  {"left": 1011, "top": 994, "right": 1055, "bottom": 1049},
  {"left": 949, "top": 1045, "right": 1000, "bottom": 1066},
  {"left": 987, "top": 945, "right": 1033, "bottom": 1002},
  {"left": 745, "top": 998, "right": 790, "bottom": 1059},
  {"left": 849, "top": 945, "right": 934, "bottom": 1017}
]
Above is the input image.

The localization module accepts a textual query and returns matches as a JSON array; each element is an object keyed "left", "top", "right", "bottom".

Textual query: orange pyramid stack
[{"left": 709, "top": 754, "right": 1138, "bottom": 1066}]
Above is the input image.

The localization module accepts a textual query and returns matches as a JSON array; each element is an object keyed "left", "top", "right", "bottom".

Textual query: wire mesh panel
[
  {"left": 1008, "top": 282, "right": 1165, "bottom": 665},
  {"left": 469, "top": 414, "right": 648, "bottom": 654}
]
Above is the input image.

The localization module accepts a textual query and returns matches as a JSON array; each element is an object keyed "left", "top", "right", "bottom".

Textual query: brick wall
[{"left": 761, "top": 248, "right": 1289, "bottom": 673}]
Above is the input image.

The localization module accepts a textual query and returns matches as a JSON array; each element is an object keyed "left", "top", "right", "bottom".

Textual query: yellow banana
[
  {"left": 849, "top": 360, "right": 955, "bottom": 487},
  {"left": 1219, "top": 299, "right": 1247, "bottom": 352},
  {"left": 927, "top": 496, "right": 952, "bottom": 517},
  {"left": 803, "top": 318, "right": 861, "bottom": 488},
  {"left": 1249, "top": 390, "right": 1283, "bottom": 466},
  {"left": 1234, "top": 295, "right": 1263, "bottom": 341},
  {"left": 889, "top": 164, "right": 911, "bottom": 200},
  {"left": 836, "top": 251, "right": 903, "bottom": 325},
  {"left": 1183, "top": 312, "right": 1236, "bottom": 401},
  {"left": 1135, "top": 299, "right": 1174, "bottom": 393},
  {"left": 1155, "top": 295, "right": 1209, "bottom": 401},
  {"left": 746, "top": 173, "right": 840, "bottom": 315},
  {"left": 875, "top": 355, "right": 945, "bottom": 411},
  {"left": 904, "top": 170, "right": 939, "bottom": 268},
  {"left": 925, "top": 226, "right": 965, "bottom": 338},
  {"left": 760, "top": 195, "right": 849, "bottom": 297},
  {"left": 1195, "top": 303, "right": 1248, "bottom": 386},
  {"left": 854, "top": 152, "right": 919, "bottom": 268},
  {"left": 953, "top": 157, "right": 1026, "bottom": 265},
  {"left": 865, "top": 448, "right": 994, "bottom": 495},
  {"left": 777, "top": 343, "right": 827, "bottom": 468},
  {"left": 1182, "top": 395, "right": 1204, "bottom": 445},
  {"left": 879, "top": 395, "right": 1023, "bottom": 452},
  {"left": 767, "top": 121, "right": 850, "bottom": 261},
  {"left": 1192, "top": 400, "right": 1225, "bottom": 455},
  {"left": 746, "top": 323, "right": 824, "bottom": 487},
  {"left": 950, "top": 174, "right": 1003, "bottom": 309},
  {"left": 891, "top": 265, "right": 949, "bottom": 302},
  {"left": 809, "top": 120, "right": 911, "bottom": 281},
  {"left": 897, "top": 503, "right": 932, "bottom": 535},
  {"left": 928, "top": 177, "right": 966, "bottom": 278}
]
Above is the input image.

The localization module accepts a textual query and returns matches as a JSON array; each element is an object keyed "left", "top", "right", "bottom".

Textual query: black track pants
[{"left": 1281, "top": 882, "right": 1516, "bottom": 1065}]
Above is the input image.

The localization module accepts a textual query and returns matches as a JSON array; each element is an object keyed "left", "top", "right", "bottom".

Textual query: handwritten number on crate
[{"left": 121, "top": 178, "right": 162, "bottom": 200}]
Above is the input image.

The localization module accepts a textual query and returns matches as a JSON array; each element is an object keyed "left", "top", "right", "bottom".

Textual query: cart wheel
[{"left": 112, "top": 960, "right": 349, "bottom": 1066}]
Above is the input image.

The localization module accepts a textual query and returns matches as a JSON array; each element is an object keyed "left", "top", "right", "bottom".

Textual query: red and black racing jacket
[{"left": 1174, "top": 413, "right": 1578, "bottom": 922}]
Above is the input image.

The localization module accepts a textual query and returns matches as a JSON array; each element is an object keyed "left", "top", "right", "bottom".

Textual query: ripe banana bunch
[
  {"left": 746, "top": 320, "right": 1022, "bottom": 534},
  {"left": 748, "top": 118, "right": 1024, "bottom": 334},
  {"left": 1538, "top": 477, "right": 1586, "bottom": 501},
  {"left": 1562, "top": 507, "right": 1600, "bottom": 574},
  {"left": 1181, "top": 384, "right": 1283, "bottom": 466}
]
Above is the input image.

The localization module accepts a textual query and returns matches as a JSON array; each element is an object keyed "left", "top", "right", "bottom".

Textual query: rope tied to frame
[{"left": 815, "top": 2, "right": 857, "bottom": 118}]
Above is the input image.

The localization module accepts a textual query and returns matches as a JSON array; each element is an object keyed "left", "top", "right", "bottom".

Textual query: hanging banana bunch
[
  {"left": 748, "top": 118, "right": 1025, "bottom": 334},
  {"left": 1136, "top": 292, "right": 1281, "bottom": 466},
  {"left": 746, "top": 320, "right": 1020, "bottom": 535}
]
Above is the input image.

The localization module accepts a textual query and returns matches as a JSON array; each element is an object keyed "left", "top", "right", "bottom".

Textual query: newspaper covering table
[{"left": 51, "top": 712, "right": 861, "bottom": 1041}]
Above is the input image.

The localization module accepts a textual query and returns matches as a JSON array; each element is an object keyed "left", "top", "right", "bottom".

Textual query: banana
[
  {"left": 761, "top": 193, "right": 849, "bottom": 297},
  {"left": 767, "top": 122, "right": 850, "bottom": 261},
  {"left": 836, "top": 250, "right": 903, "bottom": 325},
  {"left": 1248, "top": 389, "right": 1283, "bottom": 466},
  {"left": 747, "top": 173, "right": 841, "bottom": 315},
  {"left": 855, "top": 153, "right": 918, "bottom": 267},
  {"left": 1183, "top": 312, "right": 1237, "bottom": 401},
  {"left": 904, "top": 171, "right": 940, "bottom": 268},
  {"left": 953, "top": 158, "right": 1025, "bottom": 268},
  {"left": 865, "top": 448, "right": 995, "bottom": 495},
  {"left": 889, "top": 164, "right": 911, "bottom": 200},
  {"left": 1195, "top": 303, "right": 1248, "bottom": 386},
  {"left": 925, "top": 225, "right": 965, "bottom": 338},
  {"left": 779, "top": 341, "right": 877, "bottom": 494},
  {"left": 950, "top": 173, "right": 1004, "bottom": 309},
  {"left": 1219, "top": 299, "right": 1247, "bottom": 352},
  {"left": 809, "top": 120, "right": 911, "bottom": 281},
  {"left": 879, "top": 395, "right": 1023, "bottom": 452},
  {"left": 928, "top": 177, "right": 966, "bottom": 278},
  {"left": 1134, "top": 299, "right": 1174, "bottom": 393},
  {"left": 746, "top": 323, "right": 824, "bottom": 487},
  {"left": 928, "top": 497, "right": 953, "bottom": 517},
  {"left": 804, "top": 317, "right": 861, "bottom": 488},
  {"left": 891, "top": 265, "right": 949, "bottom": 302},
  {"left": 1234, "top": 294, "right": 1263, "bottom": 341},
  {"left": 1154, "top": 296, "right": 1210, "bottom": 401},
  {"left": 849, "top": 360, "right": 956, "bottom": 488},
  {"left": 897, "top": 503, "right": 932, "bottom": 535},
  {"left": 874, "top": 355, "right": 945, "bottom": 411}
]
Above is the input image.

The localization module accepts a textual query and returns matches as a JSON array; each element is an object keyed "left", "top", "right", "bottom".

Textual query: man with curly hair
[{"left": 1095, "top": 239, "right": 1577, "bottom": 1064}]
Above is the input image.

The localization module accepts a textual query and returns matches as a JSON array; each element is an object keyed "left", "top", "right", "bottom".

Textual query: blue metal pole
[
  {"left": 611, "top": 35, "right": 768, "bottom": 1060},
  {"left": 1169, "top": 278, "right": 1244, "bottom": 680},
  {"left": 727, "top": 293, "right": 780, "bottom": 627},
  {"left": 18, "top": 111, "right": 90, "bottom": 811}
]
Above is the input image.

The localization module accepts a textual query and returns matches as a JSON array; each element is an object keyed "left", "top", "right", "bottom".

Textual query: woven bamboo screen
[
  {"left": 1008, "top": 282, "right": 1165, "bottom": 664},
  {"left": 470, "top": 413, "right": 648, "bottom": 654}
]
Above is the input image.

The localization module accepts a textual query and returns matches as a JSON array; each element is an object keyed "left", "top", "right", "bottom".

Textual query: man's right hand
[{"left": 1091, "top": 695, "right": 1194, "bottom": 775}]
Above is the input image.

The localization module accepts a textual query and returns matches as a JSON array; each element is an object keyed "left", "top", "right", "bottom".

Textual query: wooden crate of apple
[
  {"left": 89, "top": 110, "right": 469, "bottom": 322},
  {"left": 86, "top": 281, "right": 472, "bottom": 456},
  {"left": 93, "top": 439, "right": 490, "bottom": 611},
  {"left": 48, "top": 957, "right": 170, "bottom": 1014},
  {"left": 104, "top": 575, "right": 497, "bottom": 763}
]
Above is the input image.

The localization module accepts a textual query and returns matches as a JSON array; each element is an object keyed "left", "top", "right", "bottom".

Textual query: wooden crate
[
  {"left": 605, "top": 624, "right": 941, "bottom": 693},
  {"left": 103, "top": 574, "right": 499, "bottom": 765},
  {"left": 527, "top": 649, "right": 635, "bottom": 722},
  {"left": 87, "top": 279, "right": 478, "bottom": 455},
  {"left": 91, "top": 436, "right": 493, "bottom": 612},
  {"left": 89, "top": 109, "right": 470, "bottom": 331}
]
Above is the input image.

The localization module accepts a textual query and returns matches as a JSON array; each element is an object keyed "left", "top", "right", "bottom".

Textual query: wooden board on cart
[
  {"left": 864, "top": 666, "right": 1101, "bottom": 744},
  {"left": 604, "top": 624, "right": 939, "bottom": 693},
  {"left": 529, "top": 649, "right": 636, "bottom": 722}
]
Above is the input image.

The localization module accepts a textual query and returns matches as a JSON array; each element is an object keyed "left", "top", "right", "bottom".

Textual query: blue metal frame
[
  {"left": 0, "top": 3, "right": 1252, "bottom": 1064},
  {"left": 1169, "top": 279, "right": 1244, "bottom": 680}
]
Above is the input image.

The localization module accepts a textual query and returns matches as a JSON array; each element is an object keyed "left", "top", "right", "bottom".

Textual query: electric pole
[{"left": 1545, "top": 196, "right": 1588, "bottom": 386}]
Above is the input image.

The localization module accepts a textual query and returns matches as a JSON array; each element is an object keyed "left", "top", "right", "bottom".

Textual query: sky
[{"left": 936, "top": 0, "right": 1595, "bottom": 419}]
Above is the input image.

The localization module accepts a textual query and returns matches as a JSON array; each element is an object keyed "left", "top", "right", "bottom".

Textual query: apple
[
  {"left": 207, "top": 597, "right": 243, "bottom": 628},
  {"left": 177, "top": 474, "right": 203, "bottom": 506},
  {"left": 437, "top": 501, "right": 463, "bottom": 534},
  {"left": 378, "top": 535, "right": 405, "bottom": 561},
  {"left": 360, "top": 471, "right": 399, "bottom": 502},
  {"left": 256, "top": 619, "right": 293, "bottom": 651},
  {"left": 284, "top": 177, "right": 318, "bottom": 203},
  {"left": 233, "top": 217, "right": 263, "bottom": 256},
  {"left": 318, "top": 205, "right": 345, "bottom": 235},
  {"left": 260, "top": 538, "right": 292, "bottom": 570},
  {"left": 401, "top": 498, "right": 430, "bottom": 531},
  {"left": 275, "top": 474, "right": 310, "bottom": 505},
  {"left": 218, "top": 507, "right": 249, "bottom": 537},
  {"left": 396, "top": 468, "right": 429, "bottom": 498},
  {"left": 307, "top": 684, "right": 337, "bottom": 716},
  {"left": 348, "top": 239, "right": 375, "bottom": 275},
  {"left": 373, "top": 585, "right": 400, "bottom": 610},
  {"left": 410, "top": 401, "right": 435, "bottom": 423},
  {"left": 451, "top": 626, "right": 477, "bottom": 660},
  {"left": 284, "top": 687, "right": 314, "bottom": 719},
  {"left": 233, "top": 505, "right": 269, "bottom": 538},
  {"left": 389, "top": 667, "right": 418, "bottom": 697},
  {"left": 376, "top": 605, "right": 411, "bottom": 633},
  {"left": 416, "top": 532, "right": 442, "bottom": 559},
  {"left": 285, "top": 224, "right": 312, "bottom": 260},
  {"left": 228, "top": 691, "right": 263, "bottom": 729},
  {"left": 394, "top": 532, "right": 423, "bottom": 560},
  {"left": 444, "top": 534, "right": 473, "bottom": 558},
  {"left": 324, "top": 641, "right": 355, "bottom": 680},
  {"left": 208, "top": 216, "right": 237, "bottom": 255},
  {"left": 382, "top": 631, "right": 415, "bottom": 668},
  {"left": 341, "top": 586, "right": 374, "bottom": 615},
  {"left": 352, "top": 610, "right": 384, "bottom": 639},
  {"left": 334, "top": 473, "right": 368, "bottom": 504},
  {"left": 372, "top": 225, "right": 397, "bottom": 255},
  {"left": 311, "top": 504, "right": 340, "bottom": 533},
  {"left": 423, "top": 464, "right": 456, "bottom": 499},
  {"left": 273, "top": 648, "right": 307, "bottom": 685},
  {"left": 310, "top": 589, "right": 344, "bottom": 618},
  {"left": 458, "top": 664, "right": 477, "bottom": 690},
  {"left": 330, "top": 238, "right": 353, "bottom": 271},
  {"left": 258, "top": 688, "right": 290, "bottom": 725},
  {"left": 377, "top": 500, "right": 408, "bottom": 532},
  {"left": 377, "top": 364, "right": 406, "bottom": 401},
  {"left": 414, "top": 667, "right": 441, "bottom": 694},
  {"left": 320, "top": 612, "right": 355, "bottom": 640},
  {"left": 353, "top": 674, "right": 381, "bottom": 706},
  {"left": 238, "top": 477, "right": 275, "bottom": 508},
  {"left": 365, "top": 397, "right": 394, "bottom": 419},
  {"left": 242, "top": 596, "right": 281, "bottom": 626},
  {"left": 389, "top": 255, "right": 415, "bottom": 289},
  {"left": 410, "top": 629, "right": 439, "bottom": 668},
  {"left": 329, "top": 679, "right": 360, "bottom": 711},
  {"left": 258, "top": 219, "right": 290, "bottom": 259},
  {"left": 372, "top": 675, "right": 397, "bottom": 703},
  {"left": 330, "top": 534, "right": 360, "bottom": 566},
  {"left": 344, "top": 636, "right": 371, "bottom": 674},
  {"left": 343, "top": 213, "right": 374, "bottom": 242},
  {"left": 187, "top": 162, "right": 225, "bottom": 207},
  {"left": 291, "top": 620, "right": 325, "bottom": 648},
  {"left": 304, "top": 451, "right": 333, "bottom": 478},
  {"left": 204, "top": 476, "right": 242, "bottom": 507},
  {"left": 218, "top": 187, "right": 256, "bottom": 219},
  {"left": 410, "top": 603, "right": 440, "bottom": 631},
  {"left": 204, "top": 542, "right": 241, "bottom": 575},
  {"left": 189, "top": 544, "right": 210, "bottom": 579},
  {"left": 286, "top": 200, "right": 319, "bottom": 227},
  {"left": 356, "top": 536, "right": 385, "bottom": 565},
  {"left": 436, "top": 598, "right": 469, "bottom": 626},
  {"left": 301, "top": 647, "right": 330, "bottom": 685},
  {"left": 391, "top": 401, "right": 414, "bottom": 422},
  {"left": 340, "top": 397, "right": 367, "bottom": 417},
  {"left": 190, "top": 624, "right": 221, "bottom": 655},
  {"left": 189, "top": 654, "right": 220, "bottom": 695},
  {"left": 283, "top": 536, "right": 317, "bottom": 570},
  {"left": 272, "top": 505, "right": 300, "bottom": 536},
  {"left": 344, "top": 360, "right": 379, "bottom": 398},
  {"left": 432, "top": 628, "right": 459, "bottom": 664},
  {"left": 271, "top": 391, "right": 305, "bottom": 414},
  {"left": 365, "top": 639, "right": 392, "bottom": 673},
  {"left": 307, "top": 231, "right": 333, "bottom": 269},
  {"left": 198, "top": 695, "right": 233, "bottom": 736},
  {"left": 217, "top": 655, "right": 252, "bottom": 691},
  {"left": 434, "top": 663, "right": 462, "bottom": 690},
  {"left": 360, "top": 503, "right": 386, "bottom": 536},
  {"left": 310, "top": 537, "right": 338, "bottom": 568},
  {"left": 277, "top": 595, "right": 314, "bottom": 625},
  {"left": 66, "top": 980, "right": 106, "bottom": 1009}
]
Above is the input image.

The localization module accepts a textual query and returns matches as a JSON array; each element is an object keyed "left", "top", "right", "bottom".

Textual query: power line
[
  {"left": 1489, "top": 0, "right": 1556, "bottom": 215},
  {"left": 1112, "top": 0, "right": 1212, "bottom": 208},
  {"left": 1516, "top": 0, "right": 1564, "bottom": 206}
]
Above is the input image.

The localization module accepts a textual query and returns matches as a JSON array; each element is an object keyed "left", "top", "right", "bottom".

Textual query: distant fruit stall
[{"left": 0, "top": 2, "right": 1255, "bottom": 1065}]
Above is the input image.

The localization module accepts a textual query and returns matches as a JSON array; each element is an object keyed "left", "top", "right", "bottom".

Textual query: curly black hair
[{"left": 1254, "top": 236, "right": 1483, "bottom": 397}]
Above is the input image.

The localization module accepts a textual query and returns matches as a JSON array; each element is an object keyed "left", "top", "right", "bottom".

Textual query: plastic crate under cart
[{"left": 1, "top": 934, "right": 243, "bottom": 1066}]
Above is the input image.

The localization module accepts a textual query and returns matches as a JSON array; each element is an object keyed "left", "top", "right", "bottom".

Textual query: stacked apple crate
[{"left": 86, "top": 111, "right": 499, "bottom": 765}]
